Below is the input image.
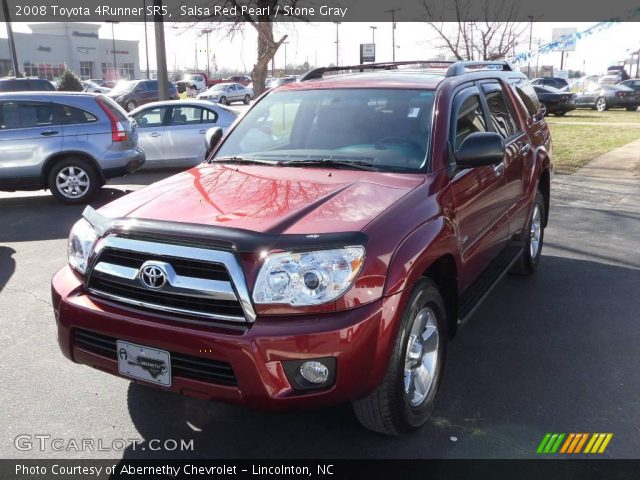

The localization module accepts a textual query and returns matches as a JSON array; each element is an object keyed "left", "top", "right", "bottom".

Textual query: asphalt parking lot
[{"left": 1, "top": 165, "right": 639, "bottom": 459}]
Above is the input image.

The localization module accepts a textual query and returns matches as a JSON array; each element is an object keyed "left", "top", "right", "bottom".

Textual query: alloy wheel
[
  {"left": 404, "top": 307, "right": 440, "bottom": 407},
  {"left": 55, "top": 166, "right": 90, "bottom": 199},
  {"left": 530, "top": 204, "right": 542, "bottom": 258}
]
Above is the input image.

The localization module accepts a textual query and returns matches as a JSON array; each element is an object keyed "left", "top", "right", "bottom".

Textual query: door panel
[
  {"left": 449, "top": 90, "right": 508, "bottom": 291},
  {"left": 131, "top": 106, "right": 169, "bottom": 163},
  {"left": 162, "top": 106, "right": 211, "bottom": 165},
  {"left": 0, "top": 101, "right": 62, "bottom": 180}
]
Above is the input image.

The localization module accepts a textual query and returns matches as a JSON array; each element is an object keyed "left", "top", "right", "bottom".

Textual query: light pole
[
  {"left": 370, "top": 25, "right": 377, "bottom": 45},
  {"left": 283, "top": 41, "right": 289, "bottom": 75},
  {"left": 154, "top": 0, "right": 168, "bottom": 100},
  {"left": 333, "top": 22, "right": 341, "bottom": 66},
  {"left": 106, "top": 20, "right": 119, "bottom": 79},
  {"left": 142, "top": 0, "right": 150, "bottom": 78},
  {"left": 2, "top": 0, "right": 19, "bottom": 76},
  {"left": 527, "top": 15, "right": 533, "bottom": 78},
  {"left": 385, "top": 8, "right": 401, "bottom": 62},
  {"left": 200, "top": 28, "right": 212, "bottom": 78}
]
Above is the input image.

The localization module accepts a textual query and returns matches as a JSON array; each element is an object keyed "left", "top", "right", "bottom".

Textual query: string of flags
[{"left": 508, "top": 7, "right": 640, "bottom": 67}]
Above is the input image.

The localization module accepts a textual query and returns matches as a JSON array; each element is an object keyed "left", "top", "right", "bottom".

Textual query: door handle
[
  {"left": 520, "top": 144, "right": 531, "bottom": 155},
  {"left": 40, "top": 130, "right": 58, "bottom": 136},
  {"left": 150, "top": 132, "right": 161, "bottom": 137},
  {"left": 493, "top": 162, "right": 505, "bottom": 175}
]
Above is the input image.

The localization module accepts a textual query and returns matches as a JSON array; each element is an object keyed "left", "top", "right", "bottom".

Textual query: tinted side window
[
  {"left": 60, "top": 105, "right": 98, "bottom": 124},
  {"left": 148, "top": 81, "right": 158, "bottom": 91},
  {"left": 133, "top": 107, "right": 169, "bottom": 128},
  {"left": 454, "top": 95, "right": 487, "bottom": 150},
  {"left": 31, "top": 80, "right": 55, "bottom": 91},
  {"left": 0, "top": 102, "right": 56, "bottom": 129},
  {"left": 515, "top": 83, "right": 542, "bottom": 117},
  {"left": 485, "top": 90, "right": 518, "bottom": 138},
  {"left": 169, "top": 106, "right": 209, "bottom": 125}
]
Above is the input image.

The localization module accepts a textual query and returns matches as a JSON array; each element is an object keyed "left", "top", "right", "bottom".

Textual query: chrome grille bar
[{"left": 86, "top": 236, "right": 256, "bottom": 324}]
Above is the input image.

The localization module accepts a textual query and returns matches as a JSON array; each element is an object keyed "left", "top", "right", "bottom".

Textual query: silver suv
[{"left": 0, "top": 92, "right": 144, "bottom": 204}]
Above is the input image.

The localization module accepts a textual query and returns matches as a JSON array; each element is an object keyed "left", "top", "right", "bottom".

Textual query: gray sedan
[
  {"left": 129, "top": 100, "right": 238, "bottom": 168},
  {"left": 197, "top": 83, "right": 252, "bottom": 105}
]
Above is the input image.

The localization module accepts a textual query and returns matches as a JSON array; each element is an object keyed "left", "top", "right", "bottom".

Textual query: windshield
[
  {"left": 214, "top": 88, "right": 434, "bottom": 173},
  {"left": 110, "top": 81, "right": 134, "bottom": 95}
]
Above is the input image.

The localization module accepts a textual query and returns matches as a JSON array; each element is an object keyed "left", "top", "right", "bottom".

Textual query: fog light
[{"left": 299, "top": 361, "right": 329, "bottom": 384}]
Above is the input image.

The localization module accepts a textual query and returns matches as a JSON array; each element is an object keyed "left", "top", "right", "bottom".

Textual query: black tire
[
  {"left": 626, "top": 106, "right": 638, "bottom": 112},
  {"left": 125, "top": 100, "right": 137, "bottom": 112},
  {"left": 510, "top": 191, "right": 546, "bottom": 275},
  {"left": 243, "top": 94, "right": 251, "bottom": 105},
  {"left": 219, "top": 96, "right": 228, "bottom": 106},
  {"left": 47, "top": 157, "right": 100, "bottom": 205},
  {"left": 553, "top": 111, "right": 567, "bottom": 117},
  {"left": 353, "top": 278, "right": 447, "bottom": 435},
  {"left": 595, "top": 97, "right": 608, "bottom": 112}
]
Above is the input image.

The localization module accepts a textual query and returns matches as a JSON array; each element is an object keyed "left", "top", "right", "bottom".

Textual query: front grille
[
  {"left": 74, "top": 329, "right": 237, "bottom": 386},
  {"left": 86, "top": 237, "right": 252, "bottom": 323},
  {"left": 89, "top": 274, "right": 245, "bottom": 318},
  {"left": 98, "top": 249, "right": 230, "bottom": 282}
]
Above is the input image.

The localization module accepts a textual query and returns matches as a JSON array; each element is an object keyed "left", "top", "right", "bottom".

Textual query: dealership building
[{"left": 0, "top": 23, "right": 140, "bottom": 81}]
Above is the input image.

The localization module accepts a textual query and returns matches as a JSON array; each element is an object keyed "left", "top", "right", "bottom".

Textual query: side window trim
[{"left": 450, "top": 85, "right": 483, "bottom": 147}]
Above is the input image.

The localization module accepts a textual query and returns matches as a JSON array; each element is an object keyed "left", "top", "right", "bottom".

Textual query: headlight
[
  {"left": 67, "top": 218, "right": 98, "bottom": 275},
  {"left": 253, "top": 247, "right": 365, "bottom": 306}
]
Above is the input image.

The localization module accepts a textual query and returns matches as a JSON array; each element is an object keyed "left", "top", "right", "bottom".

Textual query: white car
[
  {"left": 129, "top": 100, "right": 239, "bottom": 168},
  {"left": 197, "top": 83, "right": 252, "bottom": 105},
  {"left": 82, "top": 81, "right": 111, "bottom": 94}
]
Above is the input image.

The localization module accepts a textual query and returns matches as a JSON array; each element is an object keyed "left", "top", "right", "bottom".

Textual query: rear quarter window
[{"left": 59, "top": 105, "right": 98, "bottom": 124}]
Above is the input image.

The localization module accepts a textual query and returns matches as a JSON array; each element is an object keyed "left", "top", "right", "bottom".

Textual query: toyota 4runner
[{"left": 52, "top": 61, "right": 552, "bottom": 435}]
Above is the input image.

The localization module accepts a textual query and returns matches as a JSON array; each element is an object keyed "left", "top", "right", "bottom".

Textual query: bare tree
[
  {"left": 181, "top": 0, "right": 313, "bottom": 96},
  {"left": 420, "top": 0, "right": 528, "bottom": 61}
]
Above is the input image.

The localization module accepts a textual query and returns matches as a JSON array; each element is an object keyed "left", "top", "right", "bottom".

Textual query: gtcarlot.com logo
[{"left": 537, "top": 433, "right": 613, "bottom": 454}]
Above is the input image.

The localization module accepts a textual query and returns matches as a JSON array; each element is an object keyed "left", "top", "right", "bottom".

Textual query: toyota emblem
[{"left": 139, "top": 264, "right": 167, "bottom": 289}]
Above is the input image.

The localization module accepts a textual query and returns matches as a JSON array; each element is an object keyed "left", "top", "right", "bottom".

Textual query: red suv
[{"left": 52, "top": 61, "right": 552, "bottom": 435}]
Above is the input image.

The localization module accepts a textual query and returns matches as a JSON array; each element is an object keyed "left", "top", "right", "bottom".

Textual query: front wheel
[
  {"left": 219, "top": 96, "right": 228, "bottom": 105},
  {"left": 243, "top": 94, "right": 251, "bottom": 105},
  {"left": 125, "top": 100, "right": 137, "bottom": 112},
  {"left": 626, "top": 106, "right": 638, "bottom": 111},
  {"left": 510, "top": 191, "right": 545, "bottom": 275},
  {"left": 595, "top": 97, "right": 608, "bottom": 112},
  {"left": 553, "top": 111, "right": 567, "bottom": 117},
  {"left": 353, "top": 278, "right": 447, "bottom": 435}
]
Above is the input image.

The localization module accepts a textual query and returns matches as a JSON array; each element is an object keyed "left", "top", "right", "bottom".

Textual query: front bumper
[{"left": 51, "top": 266, "right": 404, "bottom": 410}]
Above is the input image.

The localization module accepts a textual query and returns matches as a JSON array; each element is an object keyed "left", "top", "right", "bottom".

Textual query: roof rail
[
  {"left": 445, "top": 61, "right": 513, "bottom": 77},
  {"left": 299, "top": 60, "right": 456, "bottom": 81}
]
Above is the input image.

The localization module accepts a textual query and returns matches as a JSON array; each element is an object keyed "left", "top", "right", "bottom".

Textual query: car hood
[{"left": 99, "top": 164, "right": 424, "bottom": 235}]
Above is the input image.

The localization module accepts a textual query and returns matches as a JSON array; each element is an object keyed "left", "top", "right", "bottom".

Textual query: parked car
[
  {"left": 607, "top": 65, "right": 630, "bottom": 82},
  {"left": 108, "top": 79, "right": 179, "bottom": 112},
  {"left": 196, "top": 83, "right": 252, "bottom": 105},
  {"left": 129, "top": 100, "right": 238, "bottom": 168},
  {"left": 52, "top": 60, "right": 552, "bottom": 435},
  {"left": 531, "top": 77, "right": 569, "bottom": 90},
  {"left": 574, "top": 82, "right": 639, "bottom": 111},
  {"left": 225, "top": 75, "right": 252, "bottom": 86},
  {"left": 533, "top": 85, "right": 576, "bottom": 116},
  {"left": 619, "top": 78, "right": 640, "bottom": 93},
  {"left": 89, "top": 79, "right": 107, "bottom": 87},
  {"left": 0, "top": 77, "right": 56, "bottom": 92},
  {"left": 266, "top": 75, "right": 298, "bottom": 90},
  {"left": 82, "top": 80, "right": 111, "bottom": 94},
  {"left": 0, "top": 92, "right": 144, "bottom": 203}
]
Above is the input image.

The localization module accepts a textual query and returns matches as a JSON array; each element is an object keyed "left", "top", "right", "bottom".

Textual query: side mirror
[
  {"left": 205, "top": 127, "right": 223, "bottom": 155},
  {"left": 456, "top": 132, "right": 505, "bottom": 168}
]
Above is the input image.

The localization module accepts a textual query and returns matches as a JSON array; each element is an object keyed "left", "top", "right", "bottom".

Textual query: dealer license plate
[{"left": 116, "top": 340, "right": 171, "bottom": 386}]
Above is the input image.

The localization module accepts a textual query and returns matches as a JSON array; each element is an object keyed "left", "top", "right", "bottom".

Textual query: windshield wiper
[
  {"left": 209, "top": 156, "right": 278, "bottom": 166},
  {"left": 278, "top": 158, "right": 379, "bottom": 171}
]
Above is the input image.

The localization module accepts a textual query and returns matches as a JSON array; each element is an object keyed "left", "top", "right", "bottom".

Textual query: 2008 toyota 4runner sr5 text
[{"left": 52, "top": 61, "right": 552, "bottom": 435}]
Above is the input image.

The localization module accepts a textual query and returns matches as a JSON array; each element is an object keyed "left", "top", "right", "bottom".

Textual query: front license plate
[{"left": 116, "top": 340, "right": 171, "bottom": 386}]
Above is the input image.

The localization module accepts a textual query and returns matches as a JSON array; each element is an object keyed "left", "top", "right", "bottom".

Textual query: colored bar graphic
[{"left": 538, "top": 433, "right": 612, "bottom": 454}]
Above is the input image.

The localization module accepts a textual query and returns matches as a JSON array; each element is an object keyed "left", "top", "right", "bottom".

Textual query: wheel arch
[
  {"left": 538, "top": 167, "right": 551, "bottom": 228},
  {"left": 42, "top": 151, "right": 104, "bottom": 187}
]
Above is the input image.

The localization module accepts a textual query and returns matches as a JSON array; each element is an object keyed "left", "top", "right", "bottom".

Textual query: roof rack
[
  {"left": 299, "top": 60, "right": 455, "bottom": 81},
  {"left": 445, "top": 61, "right": 513, "bottom": 77}
]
